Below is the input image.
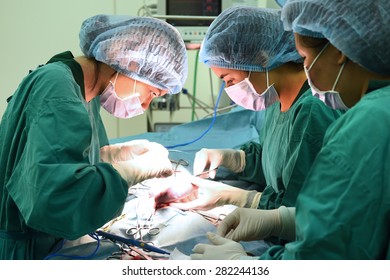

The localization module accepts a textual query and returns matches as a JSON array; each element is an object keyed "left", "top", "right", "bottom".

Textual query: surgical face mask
[
  {"left": 224, "top": 71, "right": 279, "bottom": 111},
  {"left": 304, "top": 42, "right": 348, "bottom": 110},
  {"left": 100, "top": 72, "right": 144, "bottom": 119}
]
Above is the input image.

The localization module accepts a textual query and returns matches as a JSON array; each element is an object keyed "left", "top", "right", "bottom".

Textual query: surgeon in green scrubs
[
  {"left": 190, "top": 0, "right": 390, "bottom": 260},
  {"left": 0, "top": 14, "right": 188, "bottom": 259},
  {"left": 165, "top": 6, "right": 344, "bottom": 256}
]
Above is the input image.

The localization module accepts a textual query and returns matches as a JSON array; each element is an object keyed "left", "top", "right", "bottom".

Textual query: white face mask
[
  {"left": 304, "top": 42, "right": 348, "bottom": 110},
  {"left": 100, "top": 72, "right": 144, "bottom": 119},
  {"left": 224, "top": 71, "right": 279, "bottom": 111}
]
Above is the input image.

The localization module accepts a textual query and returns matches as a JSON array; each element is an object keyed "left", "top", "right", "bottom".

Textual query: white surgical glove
[
  {"left": 193, "top": 148, "right": 246, "bottom": 179},
  {"left": 111, "top": 143, "right": 173, "bottom": 186},
  {"left": 190, "top": 232, "right": 247, "bottom": 260},
  {"left": 169, "top": 176, "right": 261, "bottom": 211},
  {"left": 217, "top": 206, "right": 296, "bottom": 242},
  {"left": 100, "top": 139, "right": 154, "bottom": 163}
]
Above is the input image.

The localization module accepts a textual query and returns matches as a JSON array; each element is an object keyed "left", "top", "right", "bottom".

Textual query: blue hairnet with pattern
[
  {"left": 282, "top": 0, "right": 390, "bottom": 75},
  {"left": 200, "top": 6, "right": 302, "bottom": 72},
  {"left": 79, "top": 14, "right": 188, "bottom": 94}
]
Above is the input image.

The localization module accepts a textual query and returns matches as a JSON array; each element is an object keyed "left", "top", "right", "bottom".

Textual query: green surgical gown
[
  {"left": 261, "top": 85, "right": 390, "bottom": 259},
  {"left": 238, "top": 85, "right": 344, "bottom": 244},
  {"left": 0, "top": 52, "right": 128, "bottom": 259}
]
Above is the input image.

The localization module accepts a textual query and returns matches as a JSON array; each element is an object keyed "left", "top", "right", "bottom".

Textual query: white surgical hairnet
[
  {"left": 79, "top": 14, "right": 188, "bottom": 94},
  {"left": 281, "top": 0, "right": 390, "bottom": 76},
  {"left": 200, "top": 7, "right": 302, "bottom": 72}
]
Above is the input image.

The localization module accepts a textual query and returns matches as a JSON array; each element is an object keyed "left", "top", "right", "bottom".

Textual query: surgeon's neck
[
  {"left": 75, "top": 56, "right": 115, "bottom": 102},
  {"left": 273, "top": 64, "right": 307, "bottom": 112}
]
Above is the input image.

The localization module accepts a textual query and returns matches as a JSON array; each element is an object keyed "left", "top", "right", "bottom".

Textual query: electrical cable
[
  {"left": 43, "top": 232, "right": 101, "bottom": 260},
  {"left": 201, "top": 104, "right": 237, "bottom": 119},
  {"left": 191, "top": 50, "right": 200, "bottom": 121},
  {"left": 164, "top": 81, "right": 225, "bottom": 149},
  {"left": 209, "top": 68, "right": 216, "bottom": 107}
]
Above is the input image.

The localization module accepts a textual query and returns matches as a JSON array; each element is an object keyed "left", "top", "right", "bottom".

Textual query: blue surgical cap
[
  {"left": 282, "top": 0, "right": 390, "bottom": 75},
  {"left": 200, "top": 6, "right": 302, "bottom": 72},
  {"left": 79, "top": 14, "right": 188, "bottom": 94},
  {"left": 275, "top": 0, "right": 286, "bottom": 7}
]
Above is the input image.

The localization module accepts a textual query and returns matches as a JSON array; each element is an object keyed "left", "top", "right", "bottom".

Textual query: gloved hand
[
  {"left": 217, "top": 206, "right": 296, "bottom": 242},
  {"left": 190, "top": 232, "right": 247, "bottom": 260},
  {"left": 111, "top": 143, "right": 173, "bottom": 186},
  {"left": 193, "top": 148, "right": 246, "bottom": 179},
  {"left": 169, "top": 176, "right": 261, "bottom": 211},
  {"left": 149, "top": 172, "right": 198, "bottom": 209},
  {"left": 100, "top": 139, "right": 155, "bottom": 163}
]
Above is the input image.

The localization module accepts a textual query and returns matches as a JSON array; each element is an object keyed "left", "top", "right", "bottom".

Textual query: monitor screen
[{"left": 167, "top": 0, "right": 221, "bottom": 27}]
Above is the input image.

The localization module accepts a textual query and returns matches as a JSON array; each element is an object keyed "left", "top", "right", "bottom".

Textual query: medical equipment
[
  {"left": 164, "top": 82, "right": 225, "bottom": 149},
  {"left": 125, "top": 209, "right": 160, "bottom": 240},
  {"left": 171, "top": 158, "right": 189, "bottom": 171},
  {"left": 150, "top": 93, "right": 180, "bottom": 112},
  {"left": 190, "top": 210, "right": 226, "bottom": 225},
  {"left": 44, "top": 232, "right": 102, "bottom": 260},
  {"left": 106, "top": 245, "right": 154, "bottom": 260},
  {"left": 96, "top": 230, "right": 170, "bottom": 255},
  {"left": 156, "top": 0, "right": 257, "bottom": 42},
  {"left": 194, "top": 168, "right": 218, "bottom": 178}
]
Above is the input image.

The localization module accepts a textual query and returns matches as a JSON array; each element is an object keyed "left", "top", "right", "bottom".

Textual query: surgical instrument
[
  {"left": 96, "top": 230, "right": 170, "bottom": 255},
  {"left": 195, "top": 168, "right": 218, "bottom": 178}
]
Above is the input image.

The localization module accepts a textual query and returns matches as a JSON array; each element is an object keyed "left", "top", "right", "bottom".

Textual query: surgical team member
[
  {"left": 0, "top": 14, "right": 188, "bottom": 259},
  {"left": 167, "top": 7, "right": 343, "bottom": 253},
  {"left": 192, "top": 0, "right": 390, "bottom": 260}
]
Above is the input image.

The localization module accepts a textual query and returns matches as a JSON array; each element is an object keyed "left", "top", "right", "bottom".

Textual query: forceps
[
  {"left": 170, "top": 159, "right": 189, "bottom": 171},
  {"left": 194, "top": 168, "right": 218, "bottom": 178}
]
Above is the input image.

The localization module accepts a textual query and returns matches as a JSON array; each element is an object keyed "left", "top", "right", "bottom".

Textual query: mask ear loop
[
  {"left": 331, "top": 61, "right": 346, "bottom": 91},
  {"left": 307, "top": 41, "right": 330, "bottom": 72},
  {"left": 111, "top": 71, "right": 119, "bottom": 86},
  {"left": 132, "top": 79, "right": 138, "bottom": 95},
  {"left": 266, "top": 70, "right": 270, "bottom": 88},
  {"left": 246, "top": 71, "right": 252, "bottom": 86}
]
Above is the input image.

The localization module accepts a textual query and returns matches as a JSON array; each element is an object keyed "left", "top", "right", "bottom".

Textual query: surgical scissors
[
  {"left": 125, "top": 223, "right": 160, "bottom": 238},
  {"left": 125, "top": 210, "right": 160, "bottom": 240}
]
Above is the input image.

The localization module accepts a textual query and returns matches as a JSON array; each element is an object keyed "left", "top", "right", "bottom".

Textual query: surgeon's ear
[
  {"left": 336, "top": 52, "right": 348, "bottom": 66},
  {"left": 329, "top": 44, "right": 347, "bottom": 66}
]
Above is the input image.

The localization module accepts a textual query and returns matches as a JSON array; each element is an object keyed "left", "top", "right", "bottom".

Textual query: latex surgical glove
[
  {"left": 193, "top": 148, "right": 246, "bottom": 179},
  {"left": 190, "top": 232, "right": 247, "bottom": 260},
  {"left": 149, "top": 172, "right": 198, "bottom": 209},
  {"left": 100, "top": 139, "right": 158, "bottom": 163},
  {"left": 169, "top": 176, "right": 261, "bottom": 211},
  {"left": 111, "top": 147, "right": 173, "bottom": 186},
  {"left": 217, "top": 206, "right": 296, "bottom": 242}
]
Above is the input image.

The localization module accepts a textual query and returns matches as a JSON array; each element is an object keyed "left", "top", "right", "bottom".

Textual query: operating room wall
[{"left": 0, "top": 0, "right": 279, "bottom": 140}]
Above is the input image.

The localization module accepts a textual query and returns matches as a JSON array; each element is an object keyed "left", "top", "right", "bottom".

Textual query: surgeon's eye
[{"left": 225, "top": 79, "right": 234, "bottom": 87}]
